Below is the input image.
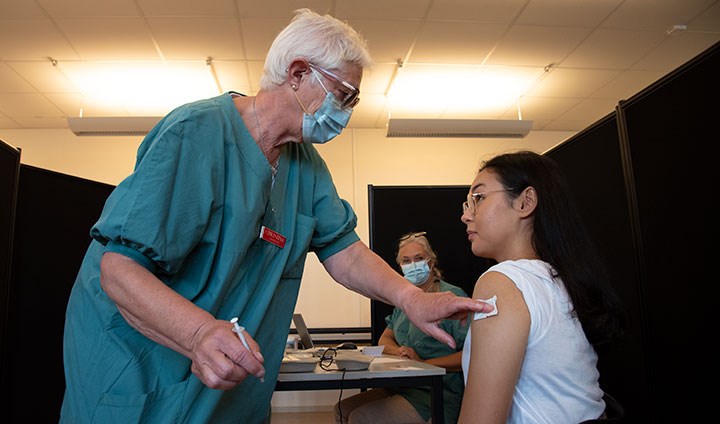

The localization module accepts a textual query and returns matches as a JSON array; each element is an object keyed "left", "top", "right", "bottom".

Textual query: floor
[{"left": 270, "top": 411, "right": 335, "bottom": 423}]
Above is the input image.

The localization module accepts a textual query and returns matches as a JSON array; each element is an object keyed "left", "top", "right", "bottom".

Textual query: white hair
[{"left": 260, "top": 8, "right": 373, "bottom": 90}]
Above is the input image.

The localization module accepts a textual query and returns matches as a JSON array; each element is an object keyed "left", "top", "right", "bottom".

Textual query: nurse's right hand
[{"left": 188, "top": 319, "right": 266, "bottom": 390}]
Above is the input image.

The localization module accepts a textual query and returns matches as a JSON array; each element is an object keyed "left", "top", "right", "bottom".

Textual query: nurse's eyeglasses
[
  {"left": 309, "top": 63, "right": 360, "bottom": 110},
  {"left": 399, "top": 231, "right": 427, "bottom": 242}
]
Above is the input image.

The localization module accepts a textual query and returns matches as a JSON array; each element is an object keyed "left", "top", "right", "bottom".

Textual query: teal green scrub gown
[
  {"left": 385, "top": 281, "right": 469, "bottom": 424},
  {"left": 61, "top": 92, "right": 360, "bottom": 423}
]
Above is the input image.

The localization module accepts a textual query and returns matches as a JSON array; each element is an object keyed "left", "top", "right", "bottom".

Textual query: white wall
[{"left": 0, "top": 126, "right": 573, "bottom": 410}]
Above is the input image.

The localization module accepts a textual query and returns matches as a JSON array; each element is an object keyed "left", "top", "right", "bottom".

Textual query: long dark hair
[{"left": 480, "top": 151, "right": 623, "bottom": 345}]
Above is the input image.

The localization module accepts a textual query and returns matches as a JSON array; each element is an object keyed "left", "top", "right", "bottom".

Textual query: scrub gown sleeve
[
  {"left": 91, "top": 115, "right": 224, "bottom": 275},
  {"left": 385, "top": 306, "right": 403, "bottom": 330}
]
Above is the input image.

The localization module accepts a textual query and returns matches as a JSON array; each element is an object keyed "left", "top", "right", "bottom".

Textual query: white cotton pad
[{"left": 473, "top": 295, "right": 498, "bottom": 321}]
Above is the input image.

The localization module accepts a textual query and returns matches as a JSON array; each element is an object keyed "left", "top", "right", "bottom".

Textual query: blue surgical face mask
[
  {"left": 301, "top": 91, "right": 351, "bottom": 144},
  {"left": 296, "top": 69, "right": 353, "bottom": 144},
  {"left": 401, "top": 260, "right": 431, "bottom": 286}
]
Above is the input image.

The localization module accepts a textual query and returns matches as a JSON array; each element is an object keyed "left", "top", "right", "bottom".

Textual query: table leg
[{"left": 430, "top": 374, "right": 444, "bottom": 424}]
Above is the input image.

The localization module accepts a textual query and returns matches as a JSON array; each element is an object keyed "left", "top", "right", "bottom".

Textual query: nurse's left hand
[
  {"left": 189, "top": 319, "right": 265, "bottom": 390},
  {"left": 401, "top": 290, "right": 495, "bottom": 349}
]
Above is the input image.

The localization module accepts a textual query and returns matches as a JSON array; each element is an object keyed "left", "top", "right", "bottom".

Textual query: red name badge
[{"left": 259, "top": 225, "right": 286, "bottom": 248}]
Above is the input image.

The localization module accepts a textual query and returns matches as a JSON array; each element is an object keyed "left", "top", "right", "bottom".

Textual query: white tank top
[{"left": 462, "top": 259, "right": 605, "bottom": 423}]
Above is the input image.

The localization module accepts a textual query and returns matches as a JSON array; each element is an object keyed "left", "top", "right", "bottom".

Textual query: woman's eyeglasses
[
  {"left": 462, "top": 189, "right": 516, "bottom": 214},
  {"left": 309, "top": 63, "right": 360, "bottom": 110}
]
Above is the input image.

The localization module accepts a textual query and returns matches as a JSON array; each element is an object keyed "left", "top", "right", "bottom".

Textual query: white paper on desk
[
  {"left": 390, "top": 366, "right": 425, "bottom": 371},
  {"left": 372, "top": 357, "right": 404, "bottom": 364}
]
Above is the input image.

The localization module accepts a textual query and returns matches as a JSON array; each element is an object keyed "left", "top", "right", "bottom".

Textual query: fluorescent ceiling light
[
  {"left": 59, "top": 61, "right": 220, "bottom": 116},
  {"left": 386, "top": 64, "right": 544, "bottom": 115}
]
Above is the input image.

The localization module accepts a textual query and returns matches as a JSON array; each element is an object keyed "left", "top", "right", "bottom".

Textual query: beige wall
[{"left": 0, "top": 127, "right": 572, "bottom": 330}]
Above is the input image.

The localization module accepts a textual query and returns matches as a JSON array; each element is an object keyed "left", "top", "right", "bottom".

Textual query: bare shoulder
[
  {"left": 472, "top": 271, "right": 519, "bottom": 298},
  {"left": 472, "top": 271, "right": 527, "bottom": 314}
]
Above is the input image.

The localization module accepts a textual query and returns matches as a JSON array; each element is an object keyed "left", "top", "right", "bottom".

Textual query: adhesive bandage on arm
[{"left": 473, "top": 295, "right": 498, "bottom": 321}]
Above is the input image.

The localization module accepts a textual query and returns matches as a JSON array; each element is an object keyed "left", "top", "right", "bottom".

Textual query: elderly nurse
[{"left": 60, "top": 8, "right": 493, "bottom": 424}]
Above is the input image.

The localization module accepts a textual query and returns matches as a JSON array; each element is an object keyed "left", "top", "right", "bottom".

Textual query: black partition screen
[
  {"left": 3, "top": 165, "right": 114, "bottom": 422},
  {"left": 615, "top": 40, "right": 719, "bottom": 421},
  {"left": 0, "top": 141, "right": 20, "bottom": 283},
  {"left": 544, "top": 40, "right": 719, "bottom": 422},
  {"left": 367, "top": 185, "right": 495, "bottom": 345},
  {"left": 545, "top": 113, "right": 647, "bottom": 420},
  {"left": 0, "top": 139, "right": 20, "bottom": 393}
]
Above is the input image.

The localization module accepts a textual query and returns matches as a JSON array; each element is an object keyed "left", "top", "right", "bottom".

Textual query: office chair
[{"left": 580, "top": 392, "right": 625, "bottom": 423}]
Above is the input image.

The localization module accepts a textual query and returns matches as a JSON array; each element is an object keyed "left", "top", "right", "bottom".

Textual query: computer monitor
[{"left": 292, "top": 313, "right": 314, "bottom": 350}]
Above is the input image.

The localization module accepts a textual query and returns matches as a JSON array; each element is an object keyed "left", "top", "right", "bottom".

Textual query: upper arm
[
  {"left": 458, "top": 271, "right": 530, "bottom": 424},
  {"left": 320, "top": 241, "right": 363, "bottom": 281}
]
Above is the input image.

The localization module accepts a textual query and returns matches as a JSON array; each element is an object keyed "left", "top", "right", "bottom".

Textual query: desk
[{"left": 275, "top": 355, "right": 446, "bottom": 424}]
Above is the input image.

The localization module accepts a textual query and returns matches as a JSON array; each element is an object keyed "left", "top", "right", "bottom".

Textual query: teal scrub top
[
  {"left": 385, "top": 280, "right": 469, "bottom": 424},
  {"left": 61, "top": 92, "right": 360, "bottom": 423}
]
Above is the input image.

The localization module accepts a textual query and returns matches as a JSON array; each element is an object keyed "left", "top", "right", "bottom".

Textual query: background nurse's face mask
[
  {"left": 300, "top": 71, "right": 353, "bottom": 144},
  {"left": 401, "top": 260, "right": 431, "bottom": 286}
]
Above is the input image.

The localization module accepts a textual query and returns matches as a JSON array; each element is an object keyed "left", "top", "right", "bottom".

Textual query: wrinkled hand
[
  {"left": 402, "top": 290, "right": 495, "bottom": 348},
  {"left": 397, "top": 346, "right": 421, "bottom": 361},
  {"left": 188, "top": 320, "right": 265, "bottom": 390}
]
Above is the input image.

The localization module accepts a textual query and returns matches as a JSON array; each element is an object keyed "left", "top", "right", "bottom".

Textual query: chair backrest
[{"left": 580, "top": 392, "right": 625, "bottom": 423}]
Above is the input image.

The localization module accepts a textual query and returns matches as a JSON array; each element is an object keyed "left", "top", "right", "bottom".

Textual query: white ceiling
[{"left": 1, "top": 0, "right": 719, "bottom": 133}]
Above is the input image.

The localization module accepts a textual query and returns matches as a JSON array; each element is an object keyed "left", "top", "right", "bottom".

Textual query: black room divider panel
[
  {"left": 3, "top": 165, "right": 114, "bottom": 422},
  {"left": 615, "top": 40, "right": 719, "bottom": 421},
  {"left": 546, "top": 40, "right": 719, "bottom": 422},
  {"left": 367, "top": 185, "right": 495, "bottom": 345},
  {"left": 0, "top": 139, "right": 21, "bottom": 406},
  {"left": 546, "top": 113, "right": 647, "bottom": 421}
]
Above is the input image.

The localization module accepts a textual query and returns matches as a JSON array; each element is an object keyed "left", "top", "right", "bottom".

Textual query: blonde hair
[{"left": 260, "top": 8, "right": 373, "bottom": 90}]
